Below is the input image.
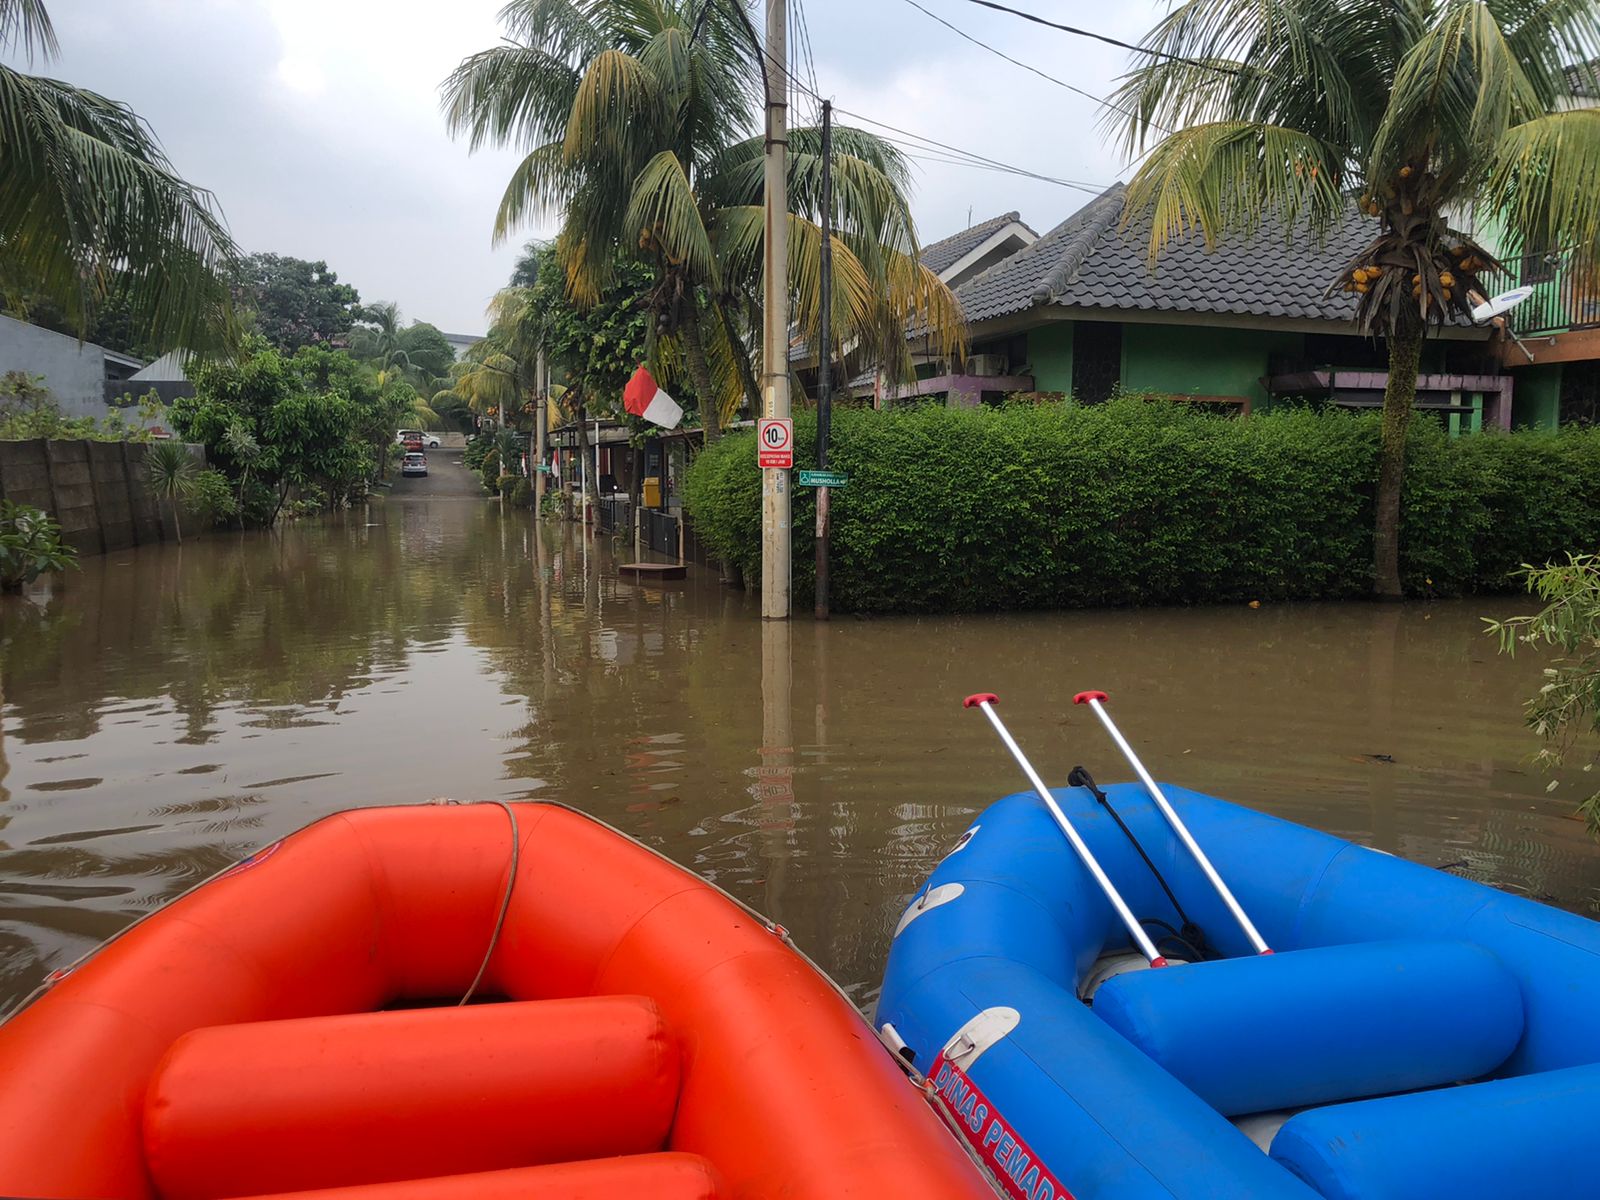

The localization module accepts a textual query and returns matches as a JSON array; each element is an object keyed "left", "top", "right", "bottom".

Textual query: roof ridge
[
  {"left": 1030, "top": 183, "right": 1126, "bottom": 304},
  {"left": 920, "top": 210, "right": 1023, "bottom": 257}
]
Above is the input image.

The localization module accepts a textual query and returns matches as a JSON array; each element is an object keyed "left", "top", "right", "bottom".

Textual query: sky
[{"left": 9, "top": 0, "right": 1167, "bottom": 336}]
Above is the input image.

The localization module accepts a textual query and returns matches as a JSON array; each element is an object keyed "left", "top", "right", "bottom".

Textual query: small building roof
[
  {"left": 921, "top": 211, "right": 1036, "bottom": 276},
  {"left": 955, "top": 183, "right": 1396, "bottom": 329},
  {"left": 129, "top": 350, "right": 188, "bottom": 382}
]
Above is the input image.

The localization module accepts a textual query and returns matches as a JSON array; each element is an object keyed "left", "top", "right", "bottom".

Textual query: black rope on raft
[
  {"left": 460, "top": 800, "right": 520, "bottom": 1005},
  {"left": 1067, "top": 765, "right": 1212, "bottom": 960}
]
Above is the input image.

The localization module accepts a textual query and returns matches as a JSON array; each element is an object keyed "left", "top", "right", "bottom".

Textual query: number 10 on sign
[{"left": 757, "top": 417, "right": 794, "bottom": 469}]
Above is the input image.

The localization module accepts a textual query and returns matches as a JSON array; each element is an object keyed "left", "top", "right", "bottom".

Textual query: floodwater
[{"left": 3, "top": 463, "right": 1598, "bottom": 1013}]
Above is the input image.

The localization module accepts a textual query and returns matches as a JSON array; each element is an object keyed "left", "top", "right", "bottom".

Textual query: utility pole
[
  {"left": 814, "top": 99, "right": 833, "bottom": 621},
  {"left": 534, "top": 348, "right": 547, "bottom": 507},
  {"left": 760, "top": 0, "right": 791, "bottom": 620}
]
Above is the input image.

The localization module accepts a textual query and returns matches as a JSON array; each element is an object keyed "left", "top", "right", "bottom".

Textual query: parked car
[
  {"left": 401, "top": 453, "right": 428, "bottom": 477},
  {"left": 395, "top": 429, "right": 441, "bottom": 449}
]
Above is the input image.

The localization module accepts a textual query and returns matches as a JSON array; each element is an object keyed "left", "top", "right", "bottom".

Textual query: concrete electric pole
[{"left": 760, "top": 0, "right": 791, "bottom": 620}]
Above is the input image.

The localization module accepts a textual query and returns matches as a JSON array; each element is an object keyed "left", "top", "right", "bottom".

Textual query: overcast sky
[{"left": 12, "top": 0, "right": 1166, "bottom": 335}]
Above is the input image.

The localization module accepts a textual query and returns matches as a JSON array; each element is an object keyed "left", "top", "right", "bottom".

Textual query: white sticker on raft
[
  {"left": 894, "top": 882, "right": 965, "bottom": 937},
  {"left": 941, "top": 1007, "right": 1022, "bottom": 1072}
]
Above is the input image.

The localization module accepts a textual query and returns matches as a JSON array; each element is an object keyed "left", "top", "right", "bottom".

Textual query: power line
[
  {"left": 830, "top": 103, "right": 1112, "bottom": 194},
  {"left": 958, "top": 0, "right": 1246, "bottom": 74},
  {"left": 899, "top": 0, "right": 1169, "bottom": 134},
  {"left": 726, "top": 0, "right": 1112, "bottom": 202}
]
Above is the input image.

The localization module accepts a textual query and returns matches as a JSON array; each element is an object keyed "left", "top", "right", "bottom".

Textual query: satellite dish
[{"left": 1472, "top": 285, "right": 1534, "bottom": 323}]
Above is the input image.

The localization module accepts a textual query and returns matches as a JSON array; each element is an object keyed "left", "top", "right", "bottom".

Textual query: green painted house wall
[
  {"left": 1120, "top": 324, "right": 1302, "bottom": 410},
  {"left": 1027, "top": 320, "right": 1300, "bottom": 408},
  {"left": 1513, "top": 363, "right": 1562, "bottom": 429},
  {"left": 1027, "top": 324, "right": 1073, "bottom": 393}
]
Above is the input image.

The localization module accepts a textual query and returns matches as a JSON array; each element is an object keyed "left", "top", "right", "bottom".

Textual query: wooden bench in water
[{"left": 620, "top": 562, "right": 687, "bottom": 582}]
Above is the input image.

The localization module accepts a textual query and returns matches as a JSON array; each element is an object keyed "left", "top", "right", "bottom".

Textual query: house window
[{"left": 1072, "top": 321, "right": 1122, "bottom": 404}]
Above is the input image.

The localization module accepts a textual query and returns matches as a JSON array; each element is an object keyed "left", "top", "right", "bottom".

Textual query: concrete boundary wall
[{"left": 0, "top": 439, "right": 194, "bottom": 555}]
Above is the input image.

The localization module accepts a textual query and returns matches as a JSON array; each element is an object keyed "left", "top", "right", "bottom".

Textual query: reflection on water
[{"left": 2, "top": 493, "right": 1598, "bottom": 1011}]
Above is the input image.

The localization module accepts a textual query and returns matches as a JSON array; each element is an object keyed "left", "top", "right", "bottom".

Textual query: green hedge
[{"left": 682, "top": 398, "right": 1600, "bottom": 613}]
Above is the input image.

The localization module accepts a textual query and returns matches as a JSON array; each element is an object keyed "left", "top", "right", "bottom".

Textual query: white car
[
  {"left": 400, "top": 452, "right": 428, "bottom": 477},
  {"left": 395, "top": 430, "right": 441, "bottom": 449}
]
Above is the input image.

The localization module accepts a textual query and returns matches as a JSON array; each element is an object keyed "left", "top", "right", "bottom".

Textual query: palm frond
[
  {"left": 624, "top": 150, "right": 720, "bottom": 289},
  {"left": 562, "top": 48, "right": 655, "bottom": 160},
  {"left": 1374, "top": 1, "right": 1544, "bottom": 195},
  {"left": 1122, "top": 120, "right": 1343, "bottom": 263},
  {"left": 0, "top": 65, "right": 239, "bottom": 352},
  {"left": 441, "top": 43, "right": 583, "bottom": 154},
  {"left": 1486, "top": 107, "right": 1600, "bottom": 264},
  {"left": 0, "top": 0, "right": 55, "bottom": 62}
]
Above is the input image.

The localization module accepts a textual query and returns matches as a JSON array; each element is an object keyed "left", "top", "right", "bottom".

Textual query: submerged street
[{"left": 2, "top": 493, "right": 1598, "bottom": 1013}]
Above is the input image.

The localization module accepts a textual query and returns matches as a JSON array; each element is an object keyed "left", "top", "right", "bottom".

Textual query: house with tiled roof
[
  {"left": 919, "top": 210, "right": 1037, "bottom": 287},
  {"left": 892, "top": 185, "right": 1537, "bottom": 430}
]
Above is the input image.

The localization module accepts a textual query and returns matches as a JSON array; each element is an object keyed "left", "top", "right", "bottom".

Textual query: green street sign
[{"left": 797, "top": 470, "right": 849, "bottom": 488}]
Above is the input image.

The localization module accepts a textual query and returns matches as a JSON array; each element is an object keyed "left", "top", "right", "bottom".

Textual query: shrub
[
  {"left": 510, "top": 477, "right": 534, "bottom": 508},
  {"left": 185, "top": 468, "right": 238, "bottom": 525},
  {"left": 0, "top": 501, "right": 77, "bottom": 592},
  {"left": 683, "top": 398, "right": 1600, "bottom": 613},
  {"left": 498, "top": 472, "right": 518, "bottom": 496}
]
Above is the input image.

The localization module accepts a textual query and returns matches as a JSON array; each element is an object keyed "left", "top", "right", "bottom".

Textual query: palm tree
[
  {"left": 1112, "top": 1, "right": 1600, "bottom": 600},
  {"left": 441, "top": 0, "right": 963, "bottom": 443},
  {"left": 347, "top": 302, "right": 415, "bottom": 379},
  {"left": 0, "top": 0, "right": 238, "bottom": 353},
  {"left": 145, "top": 440, "right": 196, "bottom": 544}
]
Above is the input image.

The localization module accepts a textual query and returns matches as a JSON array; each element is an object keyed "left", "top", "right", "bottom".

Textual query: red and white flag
[{"left": 623, "top": 365, "right": 684, "bottom": 430}]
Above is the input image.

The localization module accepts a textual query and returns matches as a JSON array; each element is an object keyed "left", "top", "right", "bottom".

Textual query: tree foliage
[
  {"left": 169, "top": 340, "right": 409, "bottom": 524},
  {"left": 1112, "top": 0, "right": 1600, "bottom": 598},
  {"left": 1487, "top": 554, "right": 1600, "bottom": 838},
  {"left": 442, "top": 0, "right": 965, "bottom": 439},
  {"left": 234, "top": 253, "right": 362, "bottom": 353},
  {"left": 0, "top": 0, "right": 239, "bottom": 355}
]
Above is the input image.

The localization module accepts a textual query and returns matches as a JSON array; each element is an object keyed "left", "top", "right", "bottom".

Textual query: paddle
[
  {"left": 1073, "top": 691, "right": 1272, "bottom": 956},
  {"left": 964, "top": 693, "right": 1168, "bottom": 966}
]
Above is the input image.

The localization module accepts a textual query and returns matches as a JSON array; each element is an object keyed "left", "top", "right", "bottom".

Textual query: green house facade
[{"left": 895, "top": 186, "right": 1533, "bottom": 431}]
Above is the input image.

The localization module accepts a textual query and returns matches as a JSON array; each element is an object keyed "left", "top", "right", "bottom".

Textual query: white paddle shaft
[
  {"left": 1078, "top": 693, "right": 1271, "bottom": 956},
  {"left": 966, "top": 695, "right": 1165, "bottom": 965}
]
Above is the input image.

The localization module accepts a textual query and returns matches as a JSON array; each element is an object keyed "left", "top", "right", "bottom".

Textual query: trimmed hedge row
[{"left": 682, "top": 398, "right": 1600, "bottom": 613}]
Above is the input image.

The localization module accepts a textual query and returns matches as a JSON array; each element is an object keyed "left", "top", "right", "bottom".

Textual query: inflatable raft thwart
[
  {"left": 877, "top": 779, "right": 1600, "bottom": 1200},
  {"left": 0, "top": 802, "right": 996, "bottom": 1200}
]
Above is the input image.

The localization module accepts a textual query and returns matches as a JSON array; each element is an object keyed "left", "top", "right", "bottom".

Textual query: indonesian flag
[{"left": 623, "top": 365, "right": 684, "bottom": 430}]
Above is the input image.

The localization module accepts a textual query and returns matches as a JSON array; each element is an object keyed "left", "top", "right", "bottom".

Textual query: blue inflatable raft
[{"left": 876, "top": 782, "right": 1600, "bottom": 1200}]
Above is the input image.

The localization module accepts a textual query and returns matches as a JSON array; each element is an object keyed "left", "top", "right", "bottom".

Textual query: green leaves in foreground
[
  {"left": 1486, "top": 554, "right": 1600, "bottom": 837},
  {"left": 0, "top": 499, "right": 75, "bottom": 592}
]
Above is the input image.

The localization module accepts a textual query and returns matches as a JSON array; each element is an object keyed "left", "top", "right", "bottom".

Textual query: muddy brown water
[{"left": 3, "top": 479, "right": 1598, "bottom": 1014}]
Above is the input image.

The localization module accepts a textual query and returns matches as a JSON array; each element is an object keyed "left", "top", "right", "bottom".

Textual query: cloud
[{"left": 5, "top": 0, "right": 1165, "bottom": 335}]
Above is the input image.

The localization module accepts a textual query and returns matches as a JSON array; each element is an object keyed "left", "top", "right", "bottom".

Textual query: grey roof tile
[
  {"left": 920, "top": 211, "right": 1033, "bottom": 275},
  {"left": 953, "top": 183, "right": 1385, "bottom": 327}
]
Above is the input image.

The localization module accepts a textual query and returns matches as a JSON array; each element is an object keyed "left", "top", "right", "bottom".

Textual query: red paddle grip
[
  {"left": 963, "top": 693, "right": 999, "bottom": 709},
  {"left": 1072, "top": 690, "right": 1109, "bottom": 705}
]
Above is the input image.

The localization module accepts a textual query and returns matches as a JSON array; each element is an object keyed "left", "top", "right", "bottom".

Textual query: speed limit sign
[{"left": 756, "top": 417, "right": 794, "bottom": 469}]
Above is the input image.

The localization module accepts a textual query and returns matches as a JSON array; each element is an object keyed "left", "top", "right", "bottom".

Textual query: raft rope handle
[
  {"left": 1067, "top": 764, "right": 1209, "bottom": 959},
  {"left": 459, "top": 800, "right": 520, "bottom": 1006}
]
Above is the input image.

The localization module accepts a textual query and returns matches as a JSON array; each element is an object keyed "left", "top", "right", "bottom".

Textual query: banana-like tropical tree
[
  {"left": 441, "top": 0, "right": 963, "bottom": 443},
  {"left": 0, "top": 0, "right": 238, "bottom": 353},
  {"left": 1112, "top": 0, "right": 1600, "bottom": 600}
]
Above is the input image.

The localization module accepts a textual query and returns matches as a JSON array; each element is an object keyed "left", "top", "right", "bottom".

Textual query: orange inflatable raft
[{"left": 0, "top": 802, "right": 996, "bottom": 1200}]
